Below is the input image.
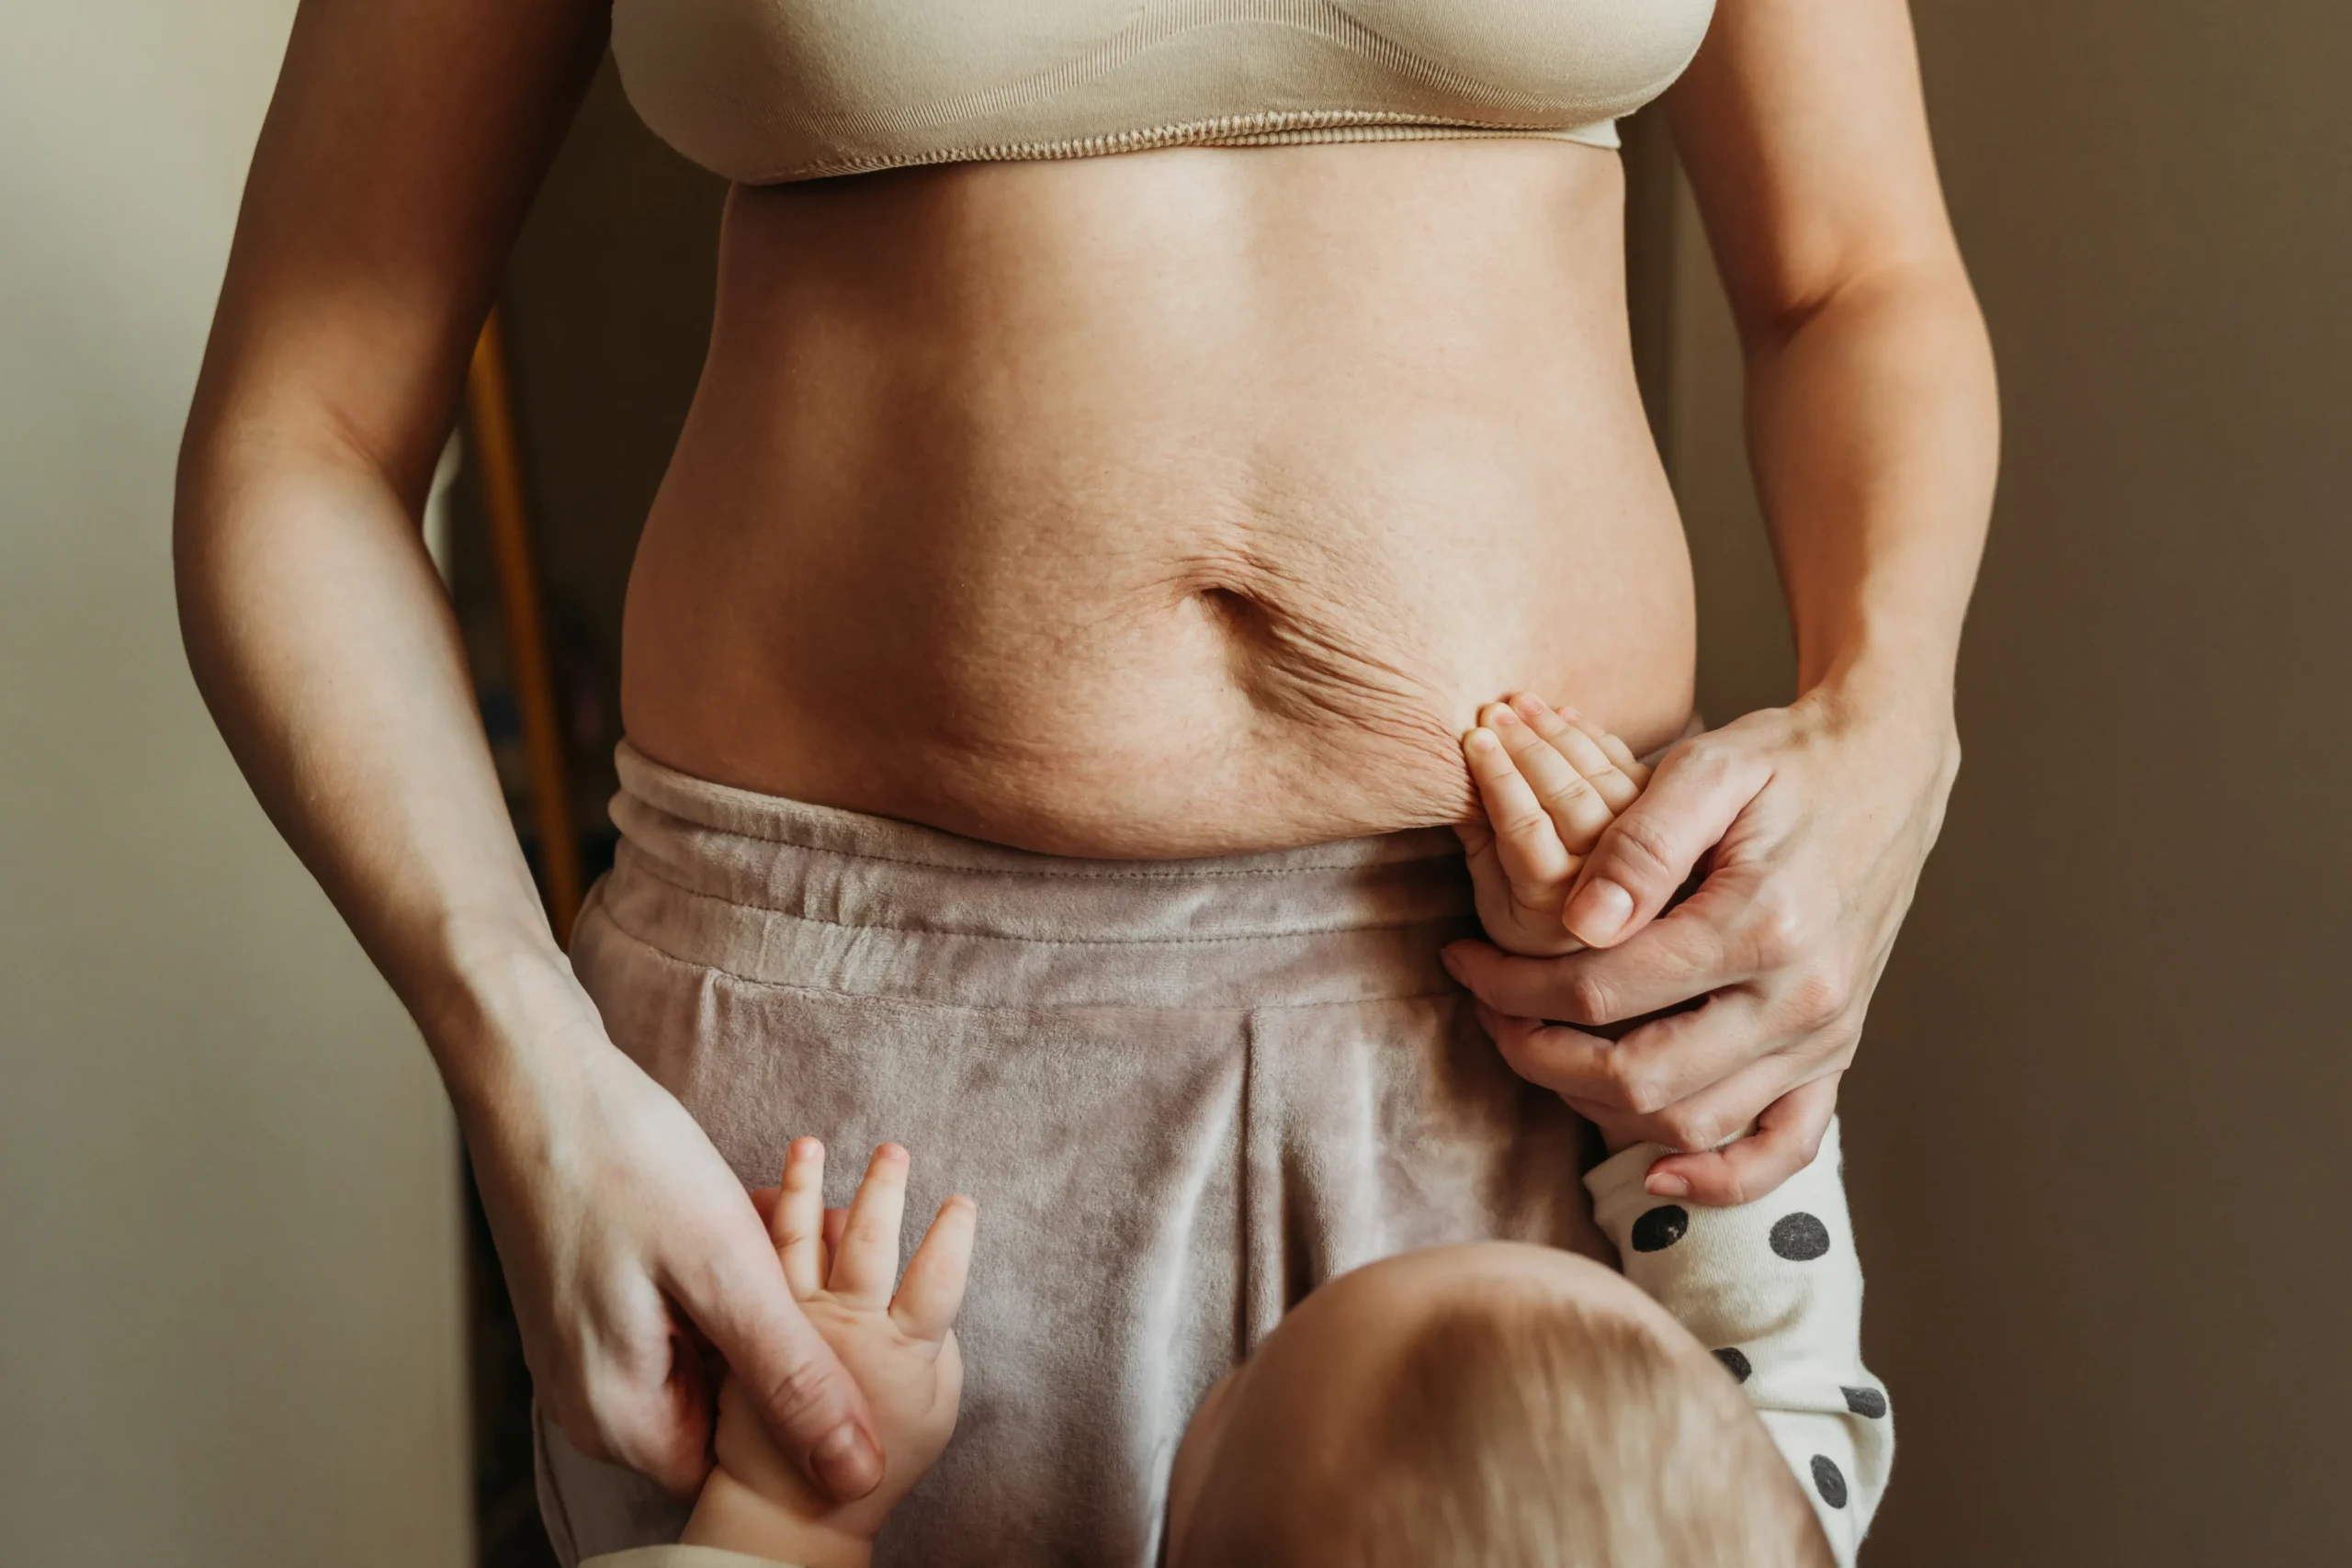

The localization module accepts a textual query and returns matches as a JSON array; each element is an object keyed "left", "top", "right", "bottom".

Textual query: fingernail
[
  {"left": 1566, "top": 879, "right": 1634, "bottom": 943},
  {"left": 1645, "top": 1172, "right": 1691, "bottom": 1198},
  {"left": 1467, "top": 728, "right": 1501, "bottom": 754},
  {"left": 1440, "top": 946, "right": 1464, "bottom": 980},
  {"left": 1510, "top": 692, "right": 1548, "bottom": 720},
  {"left": 810, "top": 1422, "right": 882, "bottom": 1498},
  {"left": 1488, "top": 704, "right": 1522, "bottom": 727}
]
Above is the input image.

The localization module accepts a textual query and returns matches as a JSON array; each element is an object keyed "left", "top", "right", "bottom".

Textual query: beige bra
[{"left": 612, "top": 0, "right": 1716, "bottom": 184}]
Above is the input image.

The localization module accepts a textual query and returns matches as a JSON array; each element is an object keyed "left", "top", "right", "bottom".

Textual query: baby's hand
[
  {"left": 684, "top": 1141, "right": 976, "bottom": 1568},
  {"left": 1455, "top": 694, "right": 1654, "bottom": 958}
]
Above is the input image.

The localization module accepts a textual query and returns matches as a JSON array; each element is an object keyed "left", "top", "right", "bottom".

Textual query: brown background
[
  {"left": 481, "top": 6, "right": 2352, "bottom": 1560},
  {"left": 1833, "top": 3, "right": 2352, "bottom": 1560},
  {"left": 1667, "top": 5, "right": 2352, "bottom": 1561}
]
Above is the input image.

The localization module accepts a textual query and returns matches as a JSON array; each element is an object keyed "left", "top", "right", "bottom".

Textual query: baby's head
[{"left": 1164, "top": 1242, "right": 1830, "bottom": 1568}]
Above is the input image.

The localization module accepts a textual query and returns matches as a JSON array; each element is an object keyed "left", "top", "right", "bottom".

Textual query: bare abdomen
[{"left": 619, "top": 141, "right": 1696, "bottom": 857}]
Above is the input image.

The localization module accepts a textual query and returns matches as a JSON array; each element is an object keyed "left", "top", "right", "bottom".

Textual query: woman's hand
[
  {"left": 1442, "top": 682, "right": 1959, "bottom": 1204},
  {"left": 458, "top": 974, "right": 885, "bottom": 1503}
]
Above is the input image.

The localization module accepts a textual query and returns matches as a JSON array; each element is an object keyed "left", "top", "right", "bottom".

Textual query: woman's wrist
[
  {"left": 1796, "top": 647, "right": 1961, "bottom": 779},
  {"left": 412, "top": 919, "right": 609, "bottom": 1133}
]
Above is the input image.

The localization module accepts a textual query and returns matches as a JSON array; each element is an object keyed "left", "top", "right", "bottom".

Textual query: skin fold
[{"left": 175, "top": 0, "right": 1992, "bottom": 1504}]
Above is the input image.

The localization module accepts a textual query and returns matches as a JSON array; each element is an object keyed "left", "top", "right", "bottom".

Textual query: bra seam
[{"left": 739, "top": 112, "right": 1614, "bottom": 186}]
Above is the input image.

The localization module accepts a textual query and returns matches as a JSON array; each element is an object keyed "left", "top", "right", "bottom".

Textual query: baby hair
[{"left": 1207, "top": 1281, "right": 1833, "bottom": 1568}]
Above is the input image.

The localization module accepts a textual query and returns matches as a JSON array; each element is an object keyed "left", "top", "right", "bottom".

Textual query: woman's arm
[
  {"left": 1446, "top": 0, "right": 1996, "bottom": 1201},
  {"left": 1671, "top": 0, "right": 1996, "bottom": 708},
  {"left": 176, "top": 0, "right": 880, "bottom": 1499}
]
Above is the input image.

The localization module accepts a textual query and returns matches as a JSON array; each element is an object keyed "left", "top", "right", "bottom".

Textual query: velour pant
[{"left": 536, "top": 741, "right": 1609, "bottom": 1568}]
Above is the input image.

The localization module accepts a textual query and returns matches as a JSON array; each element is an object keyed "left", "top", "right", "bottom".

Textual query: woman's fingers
[
  {"left": 1477, "top": 991, "right": 1776, "bottom": 1123},
  {"left": 1638, "top": 1075, "right": 1841, "bottom": 1205},
  {"left": 772, "top": 1137, "right": 828, "bottom": 1298},
  {"left": 1442, "top": 941, "right": 1624, "bottom": 1024},
  {"left": 549, "top": 1283, "right": 718, "bottom": 1496},
  {"left": 1442, "top": 884, "right": 1749, "bottom": 1026},
  {"left": 1558, "top": 1040, "right": 1806, "bottom": 1154},
  {"left": 1466, "top": 726, "right": 1574, "bottom": 899},
  {"left": 829, "top": 1144, "right": 910, "bottom": 1308},
  {"left": 1563, "top": 739, "right": 1771, "bottom": 947},
  {"left": 1487, "top": 702, "right": 1617, "bottom": 854},
  {"left": 892, "top": 1195, "right": 978, "bottom": 1343},
  {"left": 1536, "top": 888, "right": 1762, "bottom": 1022}
]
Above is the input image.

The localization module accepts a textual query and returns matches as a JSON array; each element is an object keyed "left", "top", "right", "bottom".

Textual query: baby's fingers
[
  {"left": 1581, "top": 720, "right": 1655, "bottom": 791},
  {"left": 1466, "top": 726, "right": 1575, "bottom": 898},
  {"left": 772, "top": 1137, "right": 829, "bottom": 1298},
  {"left": 1485, "top": 703, "right": 1615, "bottom": 857},
  {"left": 892, "top": 1195, "right": 978, "bottom": 1344},
  {"left": 1507, "top": 694, "right": 1644, "bottom": 813},
  {"left": 1453, "top": 810, "right": 1497, "bottom": 863},
  {"left": 829, "top": 1144, "right": 910, "bottom": 1309}
]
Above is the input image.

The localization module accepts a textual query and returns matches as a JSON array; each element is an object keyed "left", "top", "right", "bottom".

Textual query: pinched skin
[{"left": 622, "top": 139, "right": 1697, "bottom": 857}]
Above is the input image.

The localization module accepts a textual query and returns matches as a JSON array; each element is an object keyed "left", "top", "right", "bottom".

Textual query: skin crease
[{"left": 174, "top": 0, "right": 1992, "bottom": 1509}]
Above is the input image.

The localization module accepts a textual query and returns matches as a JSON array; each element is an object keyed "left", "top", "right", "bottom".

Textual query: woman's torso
[{"left": 621, "top": 140, "right": 1696, "bottom": 858}]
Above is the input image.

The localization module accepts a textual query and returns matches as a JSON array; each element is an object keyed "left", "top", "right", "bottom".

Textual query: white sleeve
[
  {"left": 1584, "top": 1117, "right": 1893, "bottom": 1566},
  {"left": 582, "top": 1547, "right": 802, "bottom": 1568}
]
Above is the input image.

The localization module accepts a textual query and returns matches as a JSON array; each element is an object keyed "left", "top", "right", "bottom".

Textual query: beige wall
[
  {"left": 1666, "top": 2, "right": 2352, "bottom": 1561},
  {"left": 0, "top": 9, "right": 470, "bottom": 1565}
]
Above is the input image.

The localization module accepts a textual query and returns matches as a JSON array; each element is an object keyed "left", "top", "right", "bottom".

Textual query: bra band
[{"left": 612, "top": 0, "right": 1718, "bottom": 185}]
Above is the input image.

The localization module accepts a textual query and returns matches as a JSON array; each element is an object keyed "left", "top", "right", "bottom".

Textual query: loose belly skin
[{"left": 621, "top": 139, "right": 1696, "bottom": 858}]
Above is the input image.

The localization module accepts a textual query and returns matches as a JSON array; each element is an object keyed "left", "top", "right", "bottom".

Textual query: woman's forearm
[
  {"left": 174, "top": 422, "right": 589, "bottom": 1111},
  {"left": 1742, "top": 254, "right": 1998, "bottom": 715},
  {"left": 1666, "top": 0, "right": 1999, "bottom": 724},
  {"left": 169, "top": 0, "right": 616, "bottom": 1108}
]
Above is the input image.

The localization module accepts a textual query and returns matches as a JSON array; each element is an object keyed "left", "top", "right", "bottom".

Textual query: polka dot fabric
[{"left": 1586, "top": 1118, "right": 1892, "bottom": 1566}]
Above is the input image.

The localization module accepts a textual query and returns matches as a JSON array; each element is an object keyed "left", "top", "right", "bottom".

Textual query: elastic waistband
[{"left": 588, "top": 742, "right": 1479, "bottom": 1009}]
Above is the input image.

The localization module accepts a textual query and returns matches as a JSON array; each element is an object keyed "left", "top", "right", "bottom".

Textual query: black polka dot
[
  {"left": 1769, "top": 1212, "right": 1832, "bottom": 1261},
  {"left": 1810, "top": 1455, "right": 1849, "bottom": 1509},
  {"left": 1713, "top": 1347, "right": 1752, "bottom": 1382},
  {"left": 1630, "top": 1204, "right": 1690, "bottom": 1253},
  {"left": 1842, "top": 1385, "right": 1888, "bottom": 1419}
]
